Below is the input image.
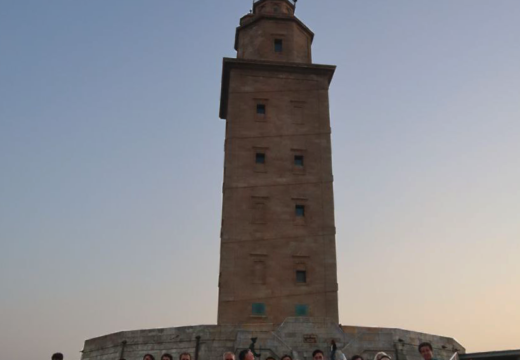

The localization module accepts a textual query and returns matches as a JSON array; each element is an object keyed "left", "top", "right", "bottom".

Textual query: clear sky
[{"left": 1, "top": 1, "right": 519, "bottom": 359}]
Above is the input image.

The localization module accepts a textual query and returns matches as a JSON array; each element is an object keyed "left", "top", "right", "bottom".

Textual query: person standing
[
  {"left": 313, "top": 350, "right": 325, "bottom": 360},
  {"left": 374, "top": 352, "right": 391, "bottom": 360},
  {"left": 179, "top": 353, "right": 192, "bottom": 360},
  {"left": 223, "top": 352, "right": 235, "bottom": 360},
  {"left": 239, "top": 349, "right": 255, "bottom": 360},
  {"left": 419, "top": 342, "right": 438, "bottom": 360}
]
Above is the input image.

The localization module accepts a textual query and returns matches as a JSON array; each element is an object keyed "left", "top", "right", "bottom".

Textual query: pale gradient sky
[{"left": 1, "top": 1, "right": 519, "bottom": 360}]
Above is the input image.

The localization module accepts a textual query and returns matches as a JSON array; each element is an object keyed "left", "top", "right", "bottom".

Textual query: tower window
[
  {"left": 291, "top": 101, "right": 306, "bottom": 124},
  {"left": 252, "top": 202, "right": 266, "bottom": 224},
  {"left": 257, "top": 104, "right": 266, "bottom": 115},
  {"left": 252, "top": 302, "right": 266, "bottom": 316},
  {"left": 253, "top": 261, "right": 266, "bottom": 284},
  {"left": 295, "top": 304, "right": 308, "bottom": 316},
  {"left": 274, "top": 39, "right": 283, "bottom": 53},
  {"left": 294, "top": 155, "right": 304, "bottom": 167},
  {"left": 256, "top": 152, "right": 266, "bottom": 164},
  {"left": 296, "top": 270, "right": 307, "bottom": 283},
  {"left": 295, "top": 204, "right": 305, "bottom": 217}
]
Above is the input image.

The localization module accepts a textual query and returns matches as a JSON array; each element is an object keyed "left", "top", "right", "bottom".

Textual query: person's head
[
  {"left": 239, "top": 349, "right": 254, "bottom": 360},
  {"left": 266, "top": 357, "right": 275, "bottom": 360},
  {"left": 281, "top": 355, "right": 293, "bottom": 360},
  {"left": 223, "top": 352, "right": 236, "bottom": 360},
  {"left": 179, "top": 353, "right": 192, "bottom": 360},
  {"left": 418, "top": 342, "right": 434, "bottom": 360},
  {"left": 144, "top": 354, "right": 155, "bottom": 360},
  {"left": 374, "top": 352, "right": 391, "bottom": 360},
  {"left": 52, "top": 353, "right": 64, "bottom": 360},
  {"left": 162, "top": 354, "right": 173, "bottom": 360},
  {"left": 313, "top": 350, "right": 325, "bottom": 360},
  {"left": 351, "top": 355, "right": 364, "bottom": 360}
]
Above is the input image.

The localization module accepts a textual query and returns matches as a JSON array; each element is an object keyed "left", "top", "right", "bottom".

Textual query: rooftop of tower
[
  {"left": 253, "top": 0, "right": 296, "bottom": 13},
  {"left": 235, "top": 0, "right": 314, "bottom": 51}
]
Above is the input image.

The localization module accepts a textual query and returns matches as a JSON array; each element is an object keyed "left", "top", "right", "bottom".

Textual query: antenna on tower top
[{"left": 293, "top": 0, "right": 298, "bottom": 12}]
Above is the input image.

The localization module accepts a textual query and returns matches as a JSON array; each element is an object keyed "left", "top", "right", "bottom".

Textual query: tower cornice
[{"left": 219, "top": 58, "right": 335, "bottom": 120}]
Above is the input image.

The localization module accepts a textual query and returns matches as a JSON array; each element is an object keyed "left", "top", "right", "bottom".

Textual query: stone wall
[
  {"left": 81, "top": 318, "right": 464, "bottom": 360},
  {"left": 218, "top": 57, "right": 339, "bottom": 325}
]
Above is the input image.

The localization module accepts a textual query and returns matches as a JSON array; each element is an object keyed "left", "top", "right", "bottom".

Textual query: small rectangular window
[
  {"left": 293, "top": 106, "right": 304, "bottom": 124},
  {"left": 296, "top": 270, "right": 307, "bottom": 283},
  {"left": 295, "top": 304, "right": 308, "bottom": 316},
  {"left": 256, "top": 153, "right": 266, "bottom": 164},
  {"left": 274, "top": 39, "right": 283, "bottom": 53},
  {"left": 252, "top": 302, "right": 266, "bottom": 316},
  {"left": 295, "top": 204, "right": 305, "bottom": 217},
  {"left": 294, "top": 155, "right": 304, "bottom": 167},
  {"left": 257, "top": 104, "right": 266, "bottom": 115},
  {"left": 252, "top": 202, "right": 266, "bottom": 224},
  {"left": 253, "top": 261, "right": 266, "bottom": 284}
]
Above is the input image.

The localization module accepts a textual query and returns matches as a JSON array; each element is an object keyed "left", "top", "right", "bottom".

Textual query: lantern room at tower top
[{"left": 253, "top": 0, "right": 296, "bottom": 13}]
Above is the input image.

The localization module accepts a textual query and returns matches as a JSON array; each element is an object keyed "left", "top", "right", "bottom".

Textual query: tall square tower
[{"left": 218, "top": 0, "right": 338, "bottom": 325}]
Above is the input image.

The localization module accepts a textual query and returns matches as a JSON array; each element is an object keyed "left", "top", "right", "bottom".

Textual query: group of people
[
  {"left": 50, "top": 340, "right": 438, "bottom": 360},
  {"left": 141, "top": 352, "right": 193, "bottom": 360},
  {"left": 139, "top": 349, "right": 328, "bottom": 360},
  {"left": 372, "top": 342, "right": 438, "bottom": 360},
  {"left": 138, "top": 341, "right": 437, "bottom": 360}
]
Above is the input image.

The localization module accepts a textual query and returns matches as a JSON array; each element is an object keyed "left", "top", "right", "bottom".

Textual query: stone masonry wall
[{"left": 81, "top": 318, "right": 464, "bottom": 360}]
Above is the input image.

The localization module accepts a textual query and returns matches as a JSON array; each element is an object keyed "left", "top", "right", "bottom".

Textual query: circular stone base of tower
[{"left": 81, "top": 318, "right": 464, "bottom": 360}]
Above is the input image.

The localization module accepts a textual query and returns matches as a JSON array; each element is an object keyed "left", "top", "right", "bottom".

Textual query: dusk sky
[{"left": 1, "top": 1, "right": 520, "bottom": 359}]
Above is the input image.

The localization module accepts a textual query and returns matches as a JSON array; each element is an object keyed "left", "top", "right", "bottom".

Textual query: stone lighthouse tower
[
  {"left": 218, "top": 0, "right": 339, "bottom": 326},
  {"left": 81, "top": 3, "right": 466, "bottom": 359}
]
